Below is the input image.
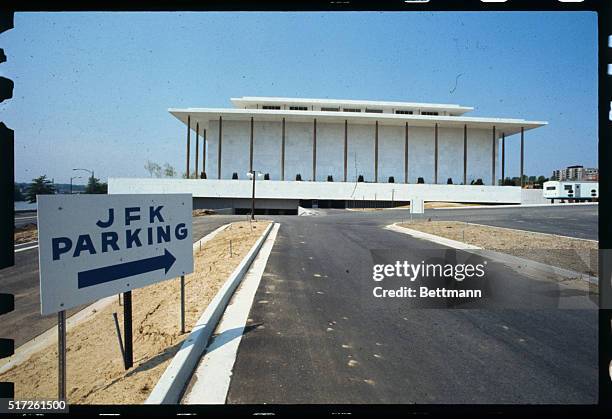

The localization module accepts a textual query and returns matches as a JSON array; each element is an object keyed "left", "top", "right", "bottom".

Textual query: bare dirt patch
[
  {"left": 14, "top": 223, "right": 38, "bottom": 244},
  {"left": 192, "top": 209, "right": 218, "bottom": 217},
  {"left": 424, "top": 202, "right": 480, "bottom": 209},
  {"left": 0, "top": 220, "right": 271, "bottom": 404},
  {"left": 398, "top": 220, "right": 597, "bottom": 277}
]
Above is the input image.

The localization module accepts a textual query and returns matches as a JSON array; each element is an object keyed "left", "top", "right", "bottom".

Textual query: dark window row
[{"left": 257, "top": 106, "right": 443, "bottom": 115}]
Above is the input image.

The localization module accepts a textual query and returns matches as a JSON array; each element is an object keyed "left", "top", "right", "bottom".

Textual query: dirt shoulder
[
  {"left": 398, "top": 220, "right": 597, "bottom": 277},
  {"left": 14, "top": 224, "right": 38, "bottom": 244},
  {"left": 348, "top": 202, "right": 479, "bottom": 211},
  {"left": 0, "top": 220, "right": 271, "bottom": 404}
]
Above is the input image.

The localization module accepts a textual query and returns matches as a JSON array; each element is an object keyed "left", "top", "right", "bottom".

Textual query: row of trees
[
  {"left": 19, "top": 175, "right": 107, "bottom": 203},
  {"left": 144, "top": 161, "right": 178, "bottom": 178},
  {"left": 144, "top": 160, "right": 198, "bottom": 179}
]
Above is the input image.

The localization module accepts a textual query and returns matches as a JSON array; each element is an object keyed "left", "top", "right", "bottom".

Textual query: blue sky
[{"left": 0, "top": 11, "right": 598, "bottom": 184}]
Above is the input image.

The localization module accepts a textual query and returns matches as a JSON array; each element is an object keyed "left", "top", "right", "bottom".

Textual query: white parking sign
[{"left": 38, "top": 194, "right": 194, "bottom": 315}]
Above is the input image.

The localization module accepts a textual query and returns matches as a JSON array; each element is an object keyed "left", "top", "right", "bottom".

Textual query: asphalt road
[
  {"left": 426, "top": 205, "right": 598, "bottom": 240},
  {"left": 14, "top": 211, "right": 37, "bottom": 228},
  {"left": 1, "top": 205, "right": 598, "bottom": 402},
  {"left": 1, "top": 215, "right": 239, "bottom": 348},
  {"left": 311, "top": 204, "right": 598, "bottom": 240},
  {"left": 226, "top": 206, "right": 598, "bottom": 404}
]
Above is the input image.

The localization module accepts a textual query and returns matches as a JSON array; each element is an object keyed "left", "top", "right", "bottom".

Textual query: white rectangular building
[{"left": 109, "top": 96, "right": 547, "bottom": 213}]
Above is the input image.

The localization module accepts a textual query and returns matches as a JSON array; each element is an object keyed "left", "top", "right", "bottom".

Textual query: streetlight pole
[
  {"left": 70, "top": 176, "right": 81, "bottom": 194},
  {"left": 251, "top": 170, "right": 256, "bottom": 221},
  {"left": 247, "top": 170, "right": 261, "bottom": 221}
]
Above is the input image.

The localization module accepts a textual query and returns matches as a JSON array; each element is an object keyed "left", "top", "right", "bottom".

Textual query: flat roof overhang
[
  {"left": 230, "top": 96, "right": 474, "bottom": 115},
  {"left": 168, "top": 108, "right": 547, "bottom": 137}
]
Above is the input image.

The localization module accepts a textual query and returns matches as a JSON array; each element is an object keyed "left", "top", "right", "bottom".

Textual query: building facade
[
  {"left": 552, "top": 165, "right": 598, "bottom": 182},
  {"left": 109, "top": 97, "right": 547, "bottom": 212}
]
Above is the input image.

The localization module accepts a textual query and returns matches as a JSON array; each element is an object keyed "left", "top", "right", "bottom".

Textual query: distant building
[{"left": 551, "top": 165, "right": 598, "bottom": 181}]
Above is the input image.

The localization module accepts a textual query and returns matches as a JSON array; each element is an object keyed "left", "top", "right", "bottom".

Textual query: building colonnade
[{"left": 184, "top": 116, "right": 526, "bottom": 187}]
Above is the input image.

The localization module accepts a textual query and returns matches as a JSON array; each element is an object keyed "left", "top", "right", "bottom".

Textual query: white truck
[{"left": 542, "top": 180, "right": 598, "bottom": 203}]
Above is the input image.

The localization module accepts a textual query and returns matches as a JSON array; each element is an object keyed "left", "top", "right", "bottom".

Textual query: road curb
[
  {"left": 193, "top": 223, "right": 230, "bottom": 251},
  {"left": 386, "top": 223, "right": 481, "bottom": 250},
  {"left": 433, "top": 202, "right": 598, "bottom": 210},
  {"left": 386, "top": 222, "right": 598, "bottom": 285},
  {"left": 145, "top": 222, "right": 275, "bottom": 404}
]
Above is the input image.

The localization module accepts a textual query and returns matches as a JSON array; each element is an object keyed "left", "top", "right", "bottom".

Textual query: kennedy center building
[{"left": 109, "top": 96, "right": 547, "bottom": 213}]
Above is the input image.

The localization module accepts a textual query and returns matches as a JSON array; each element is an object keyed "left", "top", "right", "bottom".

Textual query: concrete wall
[
  {"left": 205, "top": 119, "right": 500, "bottom": 186},
  {"left": 206, "top": 119, "right": 220, "bottom": 179},
  {"left": 316, "top": 122, "right": 344, "bottom": 182},
  {"left": 347, "top": 123, "right": 375, "bottom": 182},
  {"left": 408, "top": 126, "right": 435, "bottom": 183},
  {"left": 194, "top": 197, "right": 299, "bottom": 210},
  {"left": 378, "top": 125, "right": 404, "bottom": 183},
  {"left": 438, "top": 126, "right": 463, "bottom": 184},
  {"left": 521, "top": 188, "right": 549, "bottom": 205},
  {"left": 467, "top": 128, "right": 497, "bottom": 185},
  {"left": 285, "top": 121, "right": 314, "bottom": 181},
  {"left": 253, "top": 121, "right": 282, "bottom": 179},
  {"left": 109, "top": 178, "right": 522, "bottom": 204}
]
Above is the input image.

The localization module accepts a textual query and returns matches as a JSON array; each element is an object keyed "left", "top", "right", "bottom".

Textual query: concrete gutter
[
  {"left": 145, "top": 222, "right": 275, "bottom": 404},
  {"left": 386, "top": 223, "right": 598, "bottom": 285}
]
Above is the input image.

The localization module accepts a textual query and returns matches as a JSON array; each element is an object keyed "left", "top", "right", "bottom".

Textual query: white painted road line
[
  {"left": 15, "top": 244, "right": 38, "bottom": 253},
  {"left": 15, "top": 240, "right": 38, "bottom": 247},
  {"left": 182, "top": 223, "right": 281, "bottom": 405}
]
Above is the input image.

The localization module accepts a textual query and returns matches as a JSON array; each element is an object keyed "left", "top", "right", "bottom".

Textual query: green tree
[
  {"left": 85, "top": 176, "right": 108, "bottom": 194},
  {"left": 25, "top": 175, "right": 56, "bottom": 203},
  {"left": 14, "top": 184, "right": 25, "bottom": 201}
]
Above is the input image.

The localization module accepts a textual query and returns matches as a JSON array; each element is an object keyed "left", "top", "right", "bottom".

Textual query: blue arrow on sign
[{"left": 77, "top": 249, "right": 177, "bottom": 289}]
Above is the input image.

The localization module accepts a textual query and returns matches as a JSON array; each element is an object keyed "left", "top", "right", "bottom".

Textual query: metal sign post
[
  {"left": 123, "top": 291, "right": 133, "bottom": 369},
  {"left": 58, "top": 310, "right": 66, "bottom": 400},
  {"left": 180, "top": 275, "right": 186, "bottom": 334}
]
